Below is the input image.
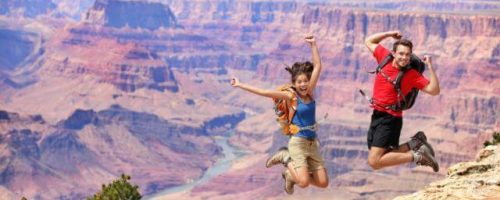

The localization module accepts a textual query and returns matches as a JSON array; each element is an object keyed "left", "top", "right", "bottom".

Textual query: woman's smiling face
[{"left": 293, "top": 73, "right": 310, "bottom": 96}]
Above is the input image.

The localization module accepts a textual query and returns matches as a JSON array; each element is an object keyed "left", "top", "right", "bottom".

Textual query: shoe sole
[
  {"left": 420, "top": 145, "right": 439, "bottom": 172},
  {"left": 282, "top": 171, "right": 294, "bottom": 195},
  {"left": 428, "top": 154, "right": 439, "bottom": 172}
]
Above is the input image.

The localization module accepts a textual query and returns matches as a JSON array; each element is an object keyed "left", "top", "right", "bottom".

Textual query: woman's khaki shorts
[{"left": 288, "top": 136, "right": 325, "bottom": 171}]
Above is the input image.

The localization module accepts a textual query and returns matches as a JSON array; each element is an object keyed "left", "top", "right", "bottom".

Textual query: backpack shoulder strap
[
  {"left": 394, "top": 66, "right": 409, "bottom": 92},
  {"left": 284, "top": 87, "right": 298, "bottom": 123},
  {"left": 392, "top": 67, "right": 410, "bottom": 110},
  {"left": 394, "top": 67, "right": 408, "bottom": 92},
  {"left": 371, "top": 54, "right": 394, "bottom": 74}
]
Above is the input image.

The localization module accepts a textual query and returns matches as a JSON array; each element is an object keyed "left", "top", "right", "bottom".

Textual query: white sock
[
  {"left": 412, "top": 151, "right": 421, "bottom": 163},
  {"left": 283, "top": 156, "right": 291, "bottom": 167},
  {"left": 407, "top": 139, "right": 419, "bottom": 150}
]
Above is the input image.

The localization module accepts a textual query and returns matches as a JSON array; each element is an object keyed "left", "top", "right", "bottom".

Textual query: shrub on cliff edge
[
  {"left": 484, "top": 132, "right": 500, "bottom": 147},
  {"left": 87, "top": 174, "right": 141, "bottom": 200}
]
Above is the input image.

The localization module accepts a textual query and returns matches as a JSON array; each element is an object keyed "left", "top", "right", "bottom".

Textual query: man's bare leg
[{"left": 367, "top": 146, "right": 413, "bottom": 170}]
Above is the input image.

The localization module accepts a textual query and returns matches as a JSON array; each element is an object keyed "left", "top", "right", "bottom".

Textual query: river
[{"left": 145, "top": 135, "right": 243, "bottom": 199}]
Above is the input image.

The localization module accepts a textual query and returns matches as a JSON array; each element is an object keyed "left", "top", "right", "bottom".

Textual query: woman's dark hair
[{"left": 285, "top": 61, "right": 314, "bottom": 83}]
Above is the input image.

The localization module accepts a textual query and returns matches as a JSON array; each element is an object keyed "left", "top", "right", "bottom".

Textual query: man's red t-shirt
[{"left": 371, "top": 45, "right": 429, "bottom": 117}]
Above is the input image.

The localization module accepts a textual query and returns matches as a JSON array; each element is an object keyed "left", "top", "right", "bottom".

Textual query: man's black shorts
[{"left": 367, "top": 110, "right": 403, "bottom": 149}]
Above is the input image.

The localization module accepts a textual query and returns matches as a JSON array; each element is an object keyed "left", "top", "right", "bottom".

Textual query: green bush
[
  {"left": 87, "top": 174, "right": 141, "bottom": 200},
  {"left": 483, "top": 132, "right": 500, "bottom": 147}
]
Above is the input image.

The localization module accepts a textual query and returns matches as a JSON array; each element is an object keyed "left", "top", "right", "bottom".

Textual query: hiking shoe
[
  {"left": 415, "top": 145, "right": 439, "bottom": 172},
  {"left": 282, "top": 169, "right": 295, "bottom": 195},
  {"left": 410, "top": 131, "right": 435, "bottom": 156},
  {"left": 265, "top": 147, "right": 290, "bottom": 168}
]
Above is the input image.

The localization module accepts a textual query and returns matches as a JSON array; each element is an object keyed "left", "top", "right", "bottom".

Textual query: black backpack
[{"left": 362, "top": 54, "right": 426, "bottom": 111}]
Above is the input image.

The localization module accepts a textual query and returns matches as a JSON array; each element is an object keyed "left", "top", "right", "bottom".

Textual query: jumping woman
[{"left": 230, "top": 34, "right": 328, "bottom": 194}]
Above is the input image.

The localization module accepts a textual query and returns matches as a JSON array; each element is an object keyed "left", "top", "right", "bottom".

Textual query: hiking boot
[
  {"left": 282, "top": 169, "right": 295, "bottom": 195},
  {"left": 266, "top": 147, "right": 290, "bottom": 168},
  {"left": 415, "top": 145, "right": 439, "bottom": 172},
  {"left": 409, "top": 131, "right": 435, "bottom": 156}
]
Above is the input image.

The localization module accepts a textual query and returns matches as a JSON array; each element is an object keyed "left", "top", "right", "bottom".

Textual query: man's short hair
[{"left": 393, "top": 39, "right": 413, "bottom": 52}]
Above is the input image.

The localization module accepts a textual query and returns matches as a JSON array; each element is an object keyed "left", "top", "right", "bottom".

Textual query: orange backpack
[{"left": 273, "top": 84, "right": 301, "bottom": 136}]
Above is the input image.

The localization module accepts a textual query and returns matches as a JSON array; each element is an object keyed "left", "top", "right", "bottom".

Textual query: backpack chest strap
[{"left": 358, "top": 89, "right": 404, "bottom": 111}]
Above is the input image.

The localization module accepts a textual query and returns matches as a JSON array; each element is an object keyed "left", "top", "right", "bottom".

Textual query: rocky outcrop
[
  {"left": 394, "top": 144, "right": 500, "bottom": 200},
  {"left": 85, "top": 0, "right": 178, "bottom": 30}
]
